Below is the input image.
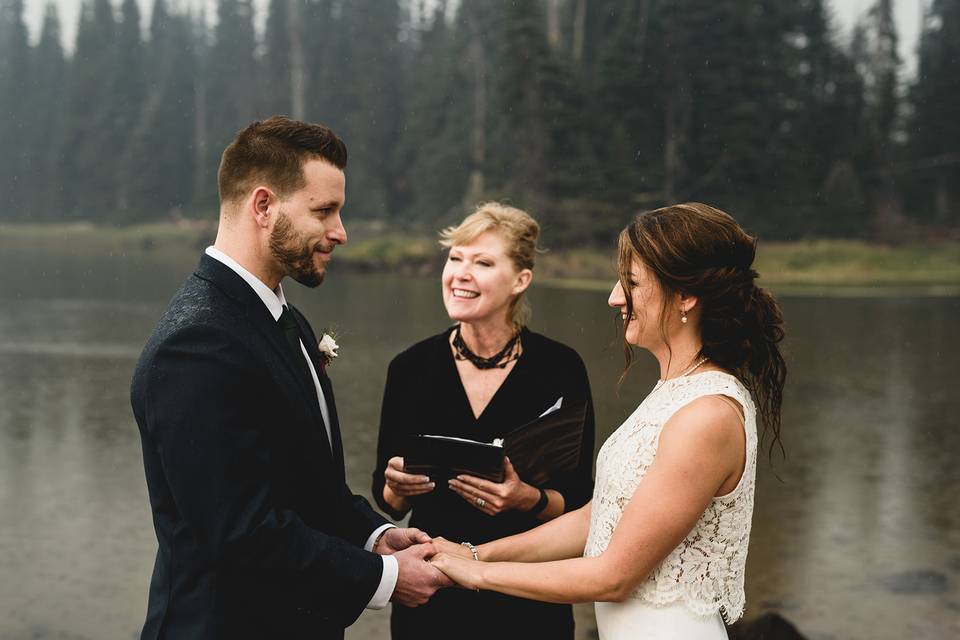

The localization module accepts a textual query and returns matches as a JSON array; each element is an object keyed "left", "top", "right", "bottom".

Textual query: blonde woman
[{"left": 372, "top": 203, "right": 596, "bottom": 639}]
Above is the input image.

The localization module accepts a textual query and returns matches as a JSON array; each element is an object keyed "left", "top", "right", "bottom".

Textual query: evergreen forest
[{"left": 1, "top": 0, "right": 958, "bottom": 245}]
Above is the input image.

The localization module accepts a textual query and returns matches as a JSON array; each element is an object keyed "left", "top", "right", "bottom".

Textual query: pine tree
[
  {"left": 200, "top": 0, "right": 258, "bottom": 209},
  {"left": 851, "top": 0, "right": 903, "bottom": 236},
  {"left": 24, "top": 2, "right": 67, "bottom": 220},
  {"left": 485, "top": 0, "right": 594, "bottom": 242},
  {"left": 394, "top": 1, "right": 471, "bottom": 222},
  {"left": 302, "top": 0, "right": 339, "bottom": 124},
  {"left": 0, "top": 0, "right": 31, "bottom": 220},
  {"left": 121, "top": 0, "right": 199, "bottom": 220},
  {"left": 907, "top": 0, "right": 960, "bottom": 226},
  {"left": 60, "top": 0, "right": 121, "bottom": 220},
  {"left": 114, "top": 0, "right": 147, "bottom": 216},
  {"left": 329, "top": 0, "right": 404, "bottom": 218},
  {"left": 263, "top": 0, "right": 293, "bottom": 116},
  {"left": 589, "top": 0, "right": 667, "bottom": 238}
]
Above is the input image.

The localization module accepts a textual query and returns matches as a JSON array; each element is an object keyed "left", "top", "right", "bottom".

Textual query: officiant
[{"left": 372, "top": 203, "right": 595, "bottom": 639}]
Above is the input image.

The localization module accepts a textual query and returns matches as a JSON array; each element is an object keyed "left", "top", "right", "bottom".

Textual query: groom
[{"left": 131, "top": 116, "right": 448, "bottom": 640}]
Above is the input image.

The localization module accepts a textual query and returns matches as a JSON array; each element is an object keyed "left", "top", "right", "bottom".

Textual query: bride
[{"left": 430, "top": 203, "right": 786, "bottom": 639}]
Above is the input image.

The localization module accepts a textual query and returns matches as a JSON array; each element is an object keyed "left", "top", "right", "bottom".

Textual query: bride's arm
[
  {"left": 482, "top": 501, "right": 592, "bottom": 562},
  {"left": 433, "top": 396, "right": 745, "bottom": 603},
  {"left": 435, "top": 502, "right": 592, "bottom": 563}
]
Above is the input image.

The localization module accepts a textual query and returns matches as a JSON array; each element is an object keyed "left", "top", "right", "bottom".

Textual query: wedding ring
[{"left": 475, "top": 497, "right": 486, "bottom": 508}]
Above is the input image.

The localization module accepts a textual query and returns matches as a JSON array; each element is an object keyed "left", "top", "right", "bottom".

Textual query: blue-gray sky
[{"left": 24, "top": 0, "right": 923, "bottom": 75}]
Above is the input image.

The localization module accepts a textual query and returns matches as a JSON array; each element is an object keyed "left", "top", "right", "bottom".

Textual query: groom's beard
[{"left": 269, "top": 211, "right": 325, "bottom": 288}]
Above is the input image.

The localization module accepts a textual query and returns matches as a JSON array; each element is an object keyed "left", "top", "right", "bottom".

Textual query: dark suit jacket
[{"left": 131, "top": 254, "right": 388, "bottom": 640}]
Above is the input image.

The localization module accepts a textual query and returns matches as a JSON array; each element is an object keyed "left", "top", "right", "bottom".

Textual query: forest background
[{"left": 1, "top": 0, "right": 959, "bottom": 284}]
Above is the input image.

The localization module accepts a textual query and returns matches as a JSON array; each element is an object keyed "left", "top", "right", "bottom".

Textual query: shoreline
[{"left": 2, "top": 222, "right": 958, "bottom": 295}]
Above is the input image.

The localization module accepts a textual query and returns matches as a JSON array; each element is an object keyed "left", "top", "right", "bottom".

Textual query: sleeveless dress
[{"left": 584, "top": 371, "right": 758, "bottom": 639}]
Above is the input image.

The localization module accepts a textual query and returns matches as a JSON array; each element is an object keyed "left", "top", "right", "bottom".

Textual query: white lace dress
[{"left": 584, "top": 371, "right": 757, "bottom": 639}]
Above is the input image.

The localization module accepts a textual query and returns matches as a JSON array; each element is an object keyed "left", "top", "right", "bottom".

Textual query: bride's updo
[{"left": 618, "top": 202, "right": 786, "bottom": 456}]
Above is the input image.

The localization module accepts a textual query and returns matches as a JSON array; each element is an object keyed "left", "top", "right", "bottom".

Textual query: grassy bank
[{"left": 3, "top": 223, "right": 959, "bottom": 293}]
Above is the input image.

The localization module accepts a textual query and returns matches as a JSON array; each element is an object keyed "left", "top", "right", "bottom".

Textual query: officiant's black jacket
[{"left": 131, "top": 254, "right": 388, "bottom": 640}]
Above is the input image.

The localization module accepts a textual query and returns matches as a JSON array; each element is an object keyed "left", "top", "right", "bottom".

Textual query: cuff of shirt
[
  {"left": 365, "top": 524, "right": 398, "bottom": 610},
  {"left": 366, "top": 554, "right": 398, "bottom": 609},
  {"left": 364, "top": 523, "right": 396, "bottom": 552}
]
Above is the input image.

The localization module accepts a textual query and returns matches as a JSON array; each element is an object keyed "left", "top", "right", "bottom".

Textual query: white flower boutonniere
[{"left": 318, "top": 333, "right": 339, "bottom": 366}]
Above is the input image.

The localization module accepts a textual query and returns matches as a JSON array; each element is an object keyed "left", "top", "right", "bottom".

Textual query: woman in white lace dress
[{"left": 430, "top": 203, "right": 786, "bottom": 639}]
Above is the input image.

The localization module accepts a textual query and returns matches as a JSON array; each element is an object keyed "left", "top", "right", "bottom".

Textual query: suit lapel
[
  {"left": 293, "top": 313, "right": 346, "bottom": 476},
  {"left": 194, "top": 255, "right": 335, "bottom": 460}
]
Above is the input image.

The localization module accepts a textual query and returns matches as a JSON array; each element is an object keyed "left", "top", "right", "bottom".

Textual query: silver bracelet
[{"left": 460, "top": 541, "right": 479, "bottom": 561}]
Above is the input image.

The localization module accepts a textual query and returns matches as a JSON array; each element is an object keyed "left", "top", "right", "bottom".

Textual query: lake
[{"left": 0, "top": 245, "right": 957, "bottom": 639}]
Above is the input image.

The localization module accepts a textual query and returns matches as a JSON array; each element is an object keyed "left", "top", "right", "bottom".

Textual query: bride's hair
[{"left": 617, "top": 202, "right": 787, "bottom": 459}]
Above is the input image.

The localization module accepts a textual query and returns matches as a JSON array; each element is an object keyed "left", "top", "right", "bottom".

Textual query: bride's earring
[{"left": 680, "top": 309, "right": 688, "bottom": 324}]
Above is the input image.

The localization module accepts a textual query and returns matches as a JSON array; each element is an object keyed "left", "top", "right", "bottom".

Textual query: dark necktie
[
  {"left": 278, "top": 305, "right": 309, "bottom": 370},
  {"left": 278, "top": 305, "right": 333, "bottom": 452}
]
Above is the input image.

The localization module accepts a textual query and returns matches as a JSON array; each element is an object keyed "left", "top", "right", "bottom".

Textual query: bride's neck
[{"left": 652, "top": 337, "right": 705, "bottom": 380}]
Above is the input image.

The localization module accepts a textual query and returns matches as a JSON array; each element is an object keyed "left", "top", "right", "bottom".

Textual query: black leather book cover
[{"left": 403, "top": 400, "right": 586, "bottom": 484}]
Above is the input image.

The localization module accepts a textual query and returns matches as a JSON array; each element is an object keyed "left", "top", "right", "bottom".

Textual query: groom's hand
[
  {"left": 374, "top": 527, "right": 432, "bottom": 555},
  {"left": 391, "top": 542, "right": 453, "bottom": 607}
]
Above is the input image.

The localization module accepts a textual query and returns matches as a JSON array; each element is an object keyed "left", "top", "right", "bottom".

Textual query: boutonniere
[{"left": 318, "top": 332, "right": 339, "bottom": 367}]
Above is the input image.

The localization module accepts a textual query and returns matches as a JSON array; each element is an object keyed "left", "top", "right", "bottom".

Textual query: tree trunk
[
  {"left": 637, "top": 0, "right": 651, "bottom": 66},
  {"left": 287, "top": 0, "right": 306, "bottom": 119},
  {"left": 934, "top": 170, "right": 953, "bottom": 227},
  {"left": 193, "top": 68, "right": 208, "bottom": 205},
  {"left": 547, "top": 0, "right": 563, "bottom": 50},
  {"left": 663, "top": 11, "right": 690, "bottom": 202},
  {"left": 572, "top": 0, "right": 586, "bottom": 62},
  {"left": 463, "top": 2, "right": 486, "bottom": 207}
]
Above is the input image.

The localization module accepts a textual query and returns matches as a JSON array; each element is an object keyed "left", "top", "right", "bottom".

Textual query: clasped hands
[
  {"left": 372, "top": 527, "right": 484, "bottom": 605},
  {"left": 372, "top": 527, "right": 451, "bottom": 607},
  {"left": 373, "top": 527, "right": 486, "bottom": 604}
]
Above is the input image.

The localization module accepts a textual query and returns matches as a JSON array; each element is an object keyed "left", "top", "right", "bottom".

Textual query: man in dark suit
[{"left": 131, "top": 117, "right": 448, "bottom": 639}]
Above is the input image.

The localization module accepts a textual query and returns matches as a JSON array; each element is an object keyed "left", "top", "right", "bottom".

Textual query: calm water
[{"left": 0, "top": 247, "right": 957, "bottom": 640}]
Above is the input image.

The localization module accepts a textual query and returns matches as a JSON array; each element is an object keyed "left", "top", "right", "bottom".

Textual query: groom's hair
[{"left": 217, "top": 116, "right": 347, "bottom": 207}]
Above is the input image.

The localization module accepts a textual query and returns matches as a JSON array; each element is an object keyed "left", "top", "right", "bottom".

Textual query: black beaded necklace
[{"left": 452, "top": 324, "right": 522, "bottom": 370}]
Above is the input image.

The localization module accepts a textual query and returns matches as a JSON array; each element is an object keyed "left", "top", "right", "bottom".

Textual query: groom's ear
[{"left": 250, "top": 186, "right": 276, "bottom": 229}]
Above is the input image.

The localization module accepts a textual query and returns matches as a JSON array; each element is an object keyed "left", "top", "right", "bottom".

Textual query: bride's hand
[
  {"left": 431, "top": 536, "right": 475, "bottom": 559},
  {"left": 430, "top": 552, "right": 483, "bottom": 591}
]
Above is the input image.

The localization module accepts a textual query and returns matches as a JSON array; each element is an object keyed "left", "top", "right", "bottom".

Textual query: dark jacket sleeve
[
  {"left": 332, "top": 484, "right": 391, "bottom": 546},
  {"left": 544, "top": 352, "right": 595, "bottom": 511},
  {"left": 142, "top": 325, "right": 383, "bottom": 628},
  {"left": 372, "top": 356, "right": 412, "bottom": 520}
]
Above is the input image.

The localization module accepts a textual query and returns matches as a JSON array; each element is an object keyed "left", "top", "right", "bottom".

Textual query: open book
[{"left": 403, "top": 398, "right": 587, "bottom": 484}]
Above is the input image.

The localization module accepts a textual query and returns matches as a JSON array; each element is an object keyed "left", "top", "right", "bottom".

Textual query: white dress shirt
[{"left": 205, "top": 247, "right": 397, "bottom": 609}]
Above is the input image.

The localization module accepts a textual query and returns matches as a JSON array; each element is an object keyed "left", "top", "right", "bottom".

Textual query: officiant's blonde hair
[{"left": 439, "top": 202, "right": 540, "bottom": 326}]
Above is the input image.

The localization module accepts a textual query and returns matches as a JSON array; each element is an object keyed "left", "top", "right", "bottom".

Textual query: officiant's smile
[{"left": 441, "top": 230, "right": 532, "bottom": 328}]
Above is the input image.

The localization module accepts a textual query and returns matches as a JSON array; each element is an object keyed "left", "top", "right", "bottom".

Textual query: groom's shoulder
[
  {"left": 158, "top": 273, "right": 237, "bottom": 334},
  {"left": 137, "top": 273, "right": 245, "bottom": 365}
]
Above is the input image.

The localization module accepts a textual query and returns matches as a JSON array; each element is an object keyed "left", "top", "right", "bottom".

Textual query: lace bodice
[{"left": 584, "top": 371, "right": 757, "bottom": 623}]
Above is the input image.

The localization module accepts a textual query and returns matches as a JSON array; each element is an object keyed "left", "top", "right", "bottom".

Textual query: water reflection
[{"left": 0, "top": 248, "right": 957, "bottom": 639}]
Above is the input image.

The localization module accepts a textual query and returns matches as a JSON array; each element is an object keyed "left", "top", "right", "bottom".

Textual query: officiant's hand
[
  {"left": 384, "top": 456, "right": 436, "bottom": 497},
  {"left": 448, "top": 457, "right": 539, "bottom": 516},
  {"left": 374, "top": 527, "right": 432, "bottom": 555},
  {"left": 391, "top": 543, "right": 453, "bottom": 607}
]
